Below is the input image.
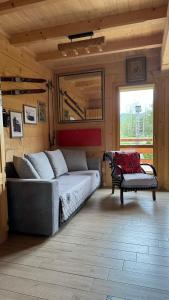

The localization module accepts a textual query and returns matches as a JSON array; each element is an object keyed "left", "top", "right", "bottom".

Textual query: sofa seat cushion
[
  {"left": 61, "top": 149, "right": 88, "bottom": 171},
  {"left": 121, "top": 173, "right": 157, "bottom": 188},
  {"left": 25, "top": 152, "right": 54, "bottom": 180},
  {"left": 13, "top": 156, "right": 40, "bottom": 179},
  {"left": 45, "top": 150, "right": 68, "bottom": 177},
  {"left": 58, "top": 174, "right": 94, "bottom": 221}
]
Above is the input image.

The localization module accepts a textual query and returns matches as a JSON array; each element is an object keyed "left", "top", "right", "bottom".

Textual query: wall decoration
[
  {"left": 10, "top": 111, "right": 23, "bottom": 138},
  {"left": 126, "top": 56, "right": 146, "bottom": 83},
  {"left": 23, "top": 105, "right": 37, "bottom": 124},
  {"left": 38, "top": 101, "right": 47, "bottom": 122},
  {"left": 58, "top": 69, "right": 104, "bottom": 123},
  {"left": 2, "top": 89, "right": 46, "bottom": 96},
  {"left": 57, "top": 128, "right": 102, "bottom": 147},
  {"left": 3, "top": 109, "right": 10, "bottom": 127},
  {"left": 0, "top": 76, "right": 46, "bottom": 83}
]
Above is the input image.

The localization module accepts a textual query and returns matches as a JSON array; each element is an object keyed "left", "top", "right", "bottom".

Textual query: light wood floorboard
[{"left": 1, "top": 189, "right": 169, "bottom": 299}]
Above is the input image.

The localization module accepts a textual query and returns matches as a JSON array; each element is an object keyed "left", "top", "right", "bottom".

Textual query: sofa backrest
[
  {"left": 6, "top": 150, "right": 101, "bottom": 179},
  {"left": 6, "top": 162, "right": 19, "bottom": 178},
  {"left": 61, "top": 149, "right": 88, "bottom": 171}
]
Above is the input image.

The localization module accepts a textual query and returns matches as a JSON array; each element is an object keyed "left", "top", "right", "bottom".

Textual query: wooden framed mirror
[{"left": 57, "top": 69, "right": 104, "bottom": 123}]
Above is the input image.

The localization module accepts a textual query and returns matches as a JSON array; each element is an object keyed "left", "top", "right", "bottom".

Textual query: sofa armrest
[
  {"left": 87, "top": 157, "right": 101, "bottom": 173},
  {"left": 7, "top": 178, "right": 59, "bottom": 236}
]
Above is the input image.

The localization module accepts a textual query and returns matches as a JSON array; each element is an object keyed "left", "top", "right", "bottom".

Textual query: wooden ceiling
[{"left": 0, "top": 0, "right": 168, "bottom": 69}]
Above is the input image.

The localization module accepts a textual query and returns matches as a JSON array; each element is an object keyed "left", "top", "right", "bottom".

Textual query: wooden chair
[{"left": 103, "top": 151, "right": 158, "bottom": 205}]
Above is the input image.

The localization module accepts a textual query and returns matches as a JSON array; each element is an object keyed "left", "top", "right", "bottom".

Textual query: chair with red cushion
[{"left": 103, "top": 151, "right": 158, "bottom": 205}]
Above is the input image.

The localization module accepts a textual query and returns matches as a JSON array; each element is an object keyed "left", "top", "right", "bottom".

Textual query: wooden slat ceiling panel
[
  {"left": 0, "top": 0, "right": 167, "bottom": 36},
  {"left": 0, "top": 0, "right": 167, "bottom": 67},
  {"left": 27, "top": 19, "right": 165, "bottom": 54}
]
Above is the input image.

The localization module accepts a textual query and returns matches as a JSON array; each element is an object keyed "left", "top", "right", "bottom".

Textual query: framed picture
[
  {"left": 10, "top": 111, "right": 23, "bottom": 138},
  {"left": 38, "top": 101, "right": 47, "bottom": 122},
  {"left": 23, "top": 105, "right": 37, "bottom": 124},
  {"left": 126, "top": 56, "right": 146, "bottom": 83}
]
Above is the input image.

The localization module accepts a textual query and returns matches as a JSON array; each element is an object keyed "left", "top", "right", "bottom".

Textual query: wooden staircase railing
[{"left": 60, "top": 89, "right": 86, "bottom": 120}]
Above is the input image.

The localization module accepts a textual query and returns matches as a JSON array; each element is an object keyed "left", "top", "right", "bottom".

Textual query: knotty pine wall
[
  {"left": 0, "top": 34, "right": 53, "bottom": 243},
  {"left": 55, "top": 48, "right": 169, "bottom": 190},
  {"left": 0, "top": 35, "right": 53, "bottom": 161}
]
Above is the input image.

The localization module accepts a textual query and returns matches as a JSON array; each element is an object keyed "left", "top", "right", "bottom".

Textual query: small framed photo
[
  {"left": 126, "top": 56, "right": 146, "bottom": 83},
  {"left": 38, "top": 101, "right": 47, "bottom": 122},
  {"left": 10, "top": 111, "right": 23, "bottom": 138},
  {"left": 23, "top": 105, "right": 37, "bottom": 124}
]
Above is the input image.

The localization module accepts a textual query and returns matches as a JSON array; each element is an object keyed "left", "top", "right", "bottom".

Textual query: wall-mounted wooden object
[
  {"left": 0, "top": 76, "right": 46, "bottom": 83},
  {"left": 57, "top": 128, "right": 102, "bottom": 147},
  {"left": 2, "top": 89, "right": 46, "bottom": 96}
]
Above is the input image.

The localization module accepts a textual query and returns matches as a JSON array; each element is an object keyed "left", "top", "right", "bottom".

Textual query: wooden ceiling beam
[
  {"left": 36, "top": 33, "right": 162, "bottom": 62},
  {"left": 10, "top": 5, "right": 167, "bottom": 46},
  {"left": 161, "top": 3, "right": 169, "bottom": 70},
  {"left": 0, "top": 0, "right": 46, "bottom": 15}
]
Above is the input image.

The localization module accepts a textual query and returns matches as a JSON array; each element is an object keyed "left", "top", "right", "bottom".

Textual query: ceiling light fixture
[
  {"left": 85, "top": 47, "right": 90, "bottom": 54},
  {"left": 58, "top": 37, "right": 105, "bottom": 52},
  {"left": 68, "top": 31, "right": 94, "bottom": 40},
  {"left": 61, "top": 51, "right": 67, "bottom": 57},
  {"left": 97, "top": 45, "right": 103, "bottom": 52},
  {"left": 73, "top": 49, "right": 79, "bottom": 56}
]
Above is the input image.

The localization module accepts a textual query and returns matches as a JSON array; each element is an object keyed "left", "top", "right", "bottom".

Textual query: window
[{"left": 119, "top": 85, "right": 154, "bottom": 163}]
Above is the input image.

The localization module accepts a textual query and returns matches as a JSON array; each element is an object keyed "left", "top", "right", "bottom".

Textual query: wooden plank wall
[
  {"left": 0, "top": 35, "right": 52, "bottom": 160},
  {"left": 55, "top": 48, "right": 169, "bottom": 190},
  {"left": 154, "top": 71, "right": 169, "bottom": 190},
  {"left": 0, "top": 34, "right": 53, "bottom": 243}
]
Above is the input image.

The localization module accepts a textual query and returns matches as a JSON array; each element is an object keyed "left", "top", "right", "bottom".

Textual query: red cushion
[{"left": 114, "top": 152, "right": 142, "bottom": 174}]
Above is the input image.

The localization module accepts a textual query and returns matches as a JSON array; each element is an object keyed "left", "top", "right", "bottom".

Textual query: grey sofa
[{"left": 7, "top": 149, "right": 101, "bottom": 236}]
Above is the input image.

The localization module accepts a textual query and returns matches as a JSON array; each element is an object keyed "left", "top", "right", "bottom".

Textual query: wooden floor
[{"left": 1, "top": 189, "right": 169, "bottom": 300}]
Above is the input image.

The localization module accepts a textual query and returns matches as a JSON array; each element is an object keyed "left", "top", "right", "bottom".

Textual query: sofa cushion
[
  {"left": 121, "top": 173, "right": 157, "bottom": 188},
  {"left": 87, "top": 157, "right": 101, "bottom": 172},
  {"left": 58, "top": 174, "right": 91, "bottom": 221},
  {"left": 25, "top": 152, "right": 54, "bottom": 179},
  {"left": 13, "top": 156, "right": 40, "bottom": 179},
  {"left": 69, "top": 170, "right": 101, "bottom": 191},
  {"left": 61, "top": 149, "right": 88, "bottom": 171},
  {"left": 45, "top": 149, "right": 68, "bottom": 177}
]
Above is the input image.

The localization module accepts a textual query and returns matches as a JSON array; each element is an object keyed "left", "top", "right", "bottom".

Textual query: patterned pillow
[{"left": 114, "top": 152, "right": 142, "bottom": 174}]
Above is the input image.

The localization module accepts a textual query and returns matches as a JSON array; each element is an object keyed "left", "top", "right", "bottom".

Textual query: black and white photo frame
[
  {"left": 23, "top": 105, "right": 37, "bottom": 124},
  {"left": 38, "top": 101, "right": 47, "bottom": 122},
  {"left": 10, "top": 111, "right": 23, "bottom": 138},
  {"left": 126, "top": 56, "right": 147, "bottom": 83}
]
